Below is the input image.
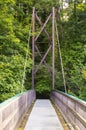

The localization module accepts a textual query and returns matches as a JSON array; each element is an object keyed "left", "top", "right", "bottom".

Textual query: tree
[
  {"left": 0, "top": 0, "right": 32, "bottom": 102},
  {"left": 60, "top": 2, "right": 86, "bottom": 100}
]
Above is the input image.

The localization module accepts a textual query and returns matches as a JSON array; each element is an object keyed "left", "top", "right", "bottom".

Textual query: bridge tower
[{"left": 32, "top": 7, "right": 55, "bottom": 90}]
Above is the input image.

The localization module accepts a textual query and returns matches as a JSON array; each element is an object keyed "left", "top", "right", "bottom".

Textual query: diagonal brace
[
  {"left": 34, "top": 45, "right": 52, "bottom": 74},
  {"left": 36, "top": 13, "right": 52, "bottom": 43},
  {"left": 35, "top": 13, "right": 52, "bottom": 41},
  {"left": 35, "top": 44, "right": 52, "bottom": 74}
]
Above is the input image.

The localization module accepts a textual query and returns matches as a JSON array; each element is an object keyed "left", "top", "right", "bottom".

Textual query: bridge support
[
  {"left": 32, "top": 7, "right": 55, "bottom": 90},
  {"left": 32, "top": 7, "right": 35, "bottom": 89},
  {"left": 52, "top": 7, "right": 55, "bottom": 90}
]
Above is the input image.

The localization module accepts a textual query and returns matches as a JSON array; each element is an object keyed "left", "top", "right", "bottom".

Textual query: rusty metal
[
  {"left": 32, "top": 7, "right": 35, "bottom": 89},
  {"left": 36, "top": 13, "right": 52, "bottom": 42},
  {"left": 52, "top": 7, "right": 55, "bottom": 90},
  {"left": 32, "top": 7, "right": 55, "bottom": 90},
  {"left": 34, "top": 45, "right": 52, "bottom": 74},
  {"left": 35, "top": 13, "right": 52, "bottom": 41},
  {"left": 35, "top": 44, "right": 52, "bottom": 74}
]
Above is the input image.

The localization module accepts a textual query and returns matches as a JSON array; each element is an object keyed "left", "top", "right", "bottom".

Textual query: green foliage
[
  {"left": 0, "top": 0, "right": 86, "bottom": 102},
  {"left": 59, "top": 2, "right": 86, "bottom": 100},
  {"left": 32, "top": 1, "right": 86, "bottom": 100},
  {"left": 36, "top": 80, "right": 50, "bottom": 99},
  {"left": 0, "top": 0, "right": 32, "bottom": 102},
  {"left": 79, "top": 85, "right": 86, "bottom": 100},
  {"left": 35, "top": 66, "right": 51, "bottom": 99},
  {"left": 28, "top": 1, "right": 59, "bottom": 98}
]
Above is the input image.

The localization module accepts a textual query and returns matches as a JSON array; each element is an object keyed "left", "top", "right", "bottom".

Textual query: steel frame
[{"left": 32, "top": 7, "right": 55, "bottom": 90}]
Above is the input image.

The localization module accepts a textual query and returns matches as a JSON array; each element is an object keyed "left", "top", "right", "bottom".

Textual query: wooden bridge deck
[{"left": 24, "top": 99, "right": 63, "bottom": 130}]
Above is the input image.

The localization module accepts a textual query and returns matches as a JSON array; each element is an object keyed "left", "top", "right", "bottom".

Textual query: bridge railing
[
  {"left": 51, "top": 90, "right": 86, "bottom": 130},
  {"left": 0, "top": 89, "right": 36, "bottom": 130}
]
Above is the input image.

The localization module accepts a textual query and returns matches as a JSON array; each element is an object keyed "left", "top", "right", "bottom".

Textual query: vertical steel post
[
  {"left": 52, "top": 7, "right": 55, "bottom": 90},
  {"left": 32, "top": 7, "right": 35, "bottom": 89}
]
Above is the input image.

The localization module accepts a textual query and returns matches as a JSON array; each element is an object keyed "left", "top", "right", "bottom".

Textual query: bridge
[
  {"left": 0, "top": 7, "right": 86, "bottom": 130},
  {"left": 0, "top": 90, "right": 86, "bottom": 130}
]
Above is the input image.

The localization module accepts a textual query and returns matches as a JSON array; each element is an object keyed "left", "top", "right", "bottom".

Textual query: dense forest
[{"left": 0, "top": 0, "right": 86, "bottom": 102}]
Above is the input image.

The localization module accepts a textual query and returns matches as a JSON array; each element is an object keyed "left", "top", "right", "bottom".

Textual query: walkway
[{"left": 24, "top": 99, "right": 63, "bottom": 130}]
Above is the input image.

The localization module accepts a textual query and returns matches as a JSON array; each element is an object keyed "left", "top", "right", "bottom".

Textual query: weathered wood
[
  {"left": 0, "top": 111, "right": 2, "bottom": 130},
  {"left": 0, "top": 90, "right": 36, "bottom": 130},
  {"left": 24, "top": 100, "right": 63, "bottom": 130},
  {"left": 51, "top": 91, "right": 86, "bottom": 130}
]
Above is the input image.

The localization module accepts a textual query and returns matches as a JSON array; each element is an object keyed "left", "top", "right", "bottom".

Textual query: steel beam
[
  {"left": 32, "top": 7, "right": 35, "bottom": 89},
  {"left": 32, "top": 7, "right": 55, "bottom": 90},
  {"left": 35, "top": 13, "right": 52, "bottom": 41},
  {"left": 36, "top": 13, "right": 52, "bottom": 43},
  {"left": 35, "top": 44, "right": 52, "bottom": 74},
  {"left": 34, "top": 45, "right": 52, "bottom": 74},
  {"left": 52, "top": 7, "right": 55, "bottom": 90}
]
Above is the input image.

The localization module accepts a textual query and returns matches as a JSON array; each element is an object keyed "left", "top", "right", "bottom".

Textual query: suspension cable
[
  {"left": 55, "top": 18, "right": 67, "bottom": 93},
  {"left": 21, "top": 25, "right": 31, "bottom": 92}
]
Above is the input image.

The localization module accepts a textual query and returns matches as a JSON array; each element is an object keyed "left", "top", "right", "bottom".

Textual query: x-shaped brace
[
  {"left": 35, "top": 44, "right": 52, "bottom": 74},
  {"left": 34, "top": 45, "right": 52, "bottom": 74},
  {"left": 35, "top": 13, "right": 52, "bottom": 41},
  {"left": 32, "top": 7, "right": 55, "bottom": 90},
  {"left": 36, "top": 13, "right": 52, "bottom": 43},
  {"left": 34, "top": 13, "right": 52, "bottom": 74}
]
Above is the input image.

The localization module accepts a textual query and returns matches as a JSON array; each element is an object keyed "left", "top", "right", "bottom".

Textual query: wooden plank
[
  {"left": 51, "top": 91, "right": 86, "bottom": 130},
  {"left": 0, "top": 90, "right": 36, "bottom": 130},
  {"left": 24, "top": 100, "right": 63, "bottom": 130}
]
